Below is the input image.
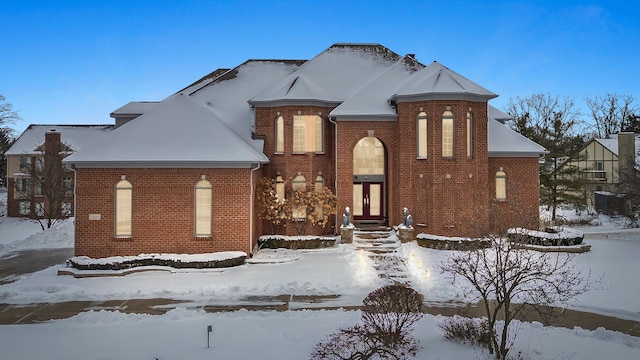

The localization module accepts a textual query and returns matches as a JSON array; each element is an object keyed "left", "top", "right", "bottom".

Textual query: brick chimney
[
  {"left": 44, "top": 130, "right": 62, "bottom": 154},
  {"left": 618, "top": 132, "right": 635, "bottom": 175}
]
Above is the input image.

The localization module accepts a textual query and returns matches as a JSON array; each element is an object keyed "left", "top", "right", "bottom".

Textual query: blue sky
[{"left": 1, "top": 0, "right": 638, "bottom": 134}]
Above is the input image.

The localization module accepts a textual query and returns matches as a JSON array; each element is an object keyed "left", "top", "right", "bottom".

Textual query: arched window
[
  {"left": 275, "top": 115, "right": 284, "bottom": 153},
  {"left": 496, "top": 170, "right": 507, "bottom": 200},
  {"left": 292, "top": 174, "right": 306, "bottom": 219},
  {"left": 195, "top": 178, "right": 212, "bottom": 237},
  {"left": 417, "top": 111, "right": 427, "bottom": 158},
  {"left": 275, "top": 175, "right": 285, "bottom": 202},
  {"left": 467, "top": 112, "right": 473, "bottom": 159},
  {"left": 115, "top": 178, "right": 132, "bottom": 237},
  {"left": 442, "top": 110, "right": 454, "bottom": 158}
]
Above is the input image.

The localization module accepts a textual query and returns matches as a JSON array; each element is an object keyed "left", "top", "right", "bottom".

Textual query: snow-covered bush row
[
  {"left": 258, "top": 235, "right": 337, "bottom": 249},
  {"left": 68, "top": 251, "right": 247, "bottom": 270},
  {"left": 508, "top": 227, "right": 584, "bottom": 246}
]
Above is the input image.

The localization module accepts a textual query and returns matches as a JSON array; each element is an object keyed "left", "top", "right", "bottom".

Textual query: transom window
[
  {"left": 466, "top": 112, "right": 473, "bottom": 159},
  {"left": 496, "top": 170, "right": 507, "bottom": 200},
  {"left": 115, "top": 178, "right": 133, "bottom": 238},
  {"left": 442, "top": 110, "right": 454, "bottom": 158},
  {"left": 417, "top": 112, "right": 427, "bottom": 158},
  {"left": 275, "top": 115, "right": 284, "bottom": 153},
  {"left": 353, "top": 137, "right": 385, "bottom": 175},
  {"left": 293, "top": 115, "right": 323, "bottom": 153},
  {"left": 195, "top": 178, "right": 212, "bottom": 237}
]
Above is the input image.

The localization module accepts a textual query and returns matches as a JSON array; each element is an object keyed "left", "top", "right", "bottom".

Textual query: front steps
[{"left": 353, "top": 228, "right": 400, "bottom": 252}]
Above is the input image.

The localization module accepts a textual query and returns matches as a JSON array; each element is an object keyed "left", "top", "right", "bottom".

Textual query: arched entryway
[{"left": 352, "top": 136, "right": 386, "bottom": 224}]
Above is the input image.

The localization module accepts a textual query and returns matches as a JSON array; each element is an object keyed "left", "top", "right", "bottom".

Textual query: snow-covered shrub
[{"left": 438, "top": 315, "right": 492, "bottom": 348}]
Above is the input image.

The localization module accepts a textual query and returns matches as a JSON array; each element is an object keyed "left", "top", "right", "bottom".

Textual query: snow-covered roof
[
  {"left": 391, "top": 61, "right": 498, "bottom": 102},
  {"left": 110, "top": 102, "right": 160, "bottom": 117},
  {"left": 487, "top": 111, "right": 547, "bottom": 157},
  {"left": 248, "top": 44, "right": 404, "bottom": 107},
  {"left": 488, "top": 106, "right": 512, "bottom": 123},
  {"left": 593, "top": 133, "right": 640, "bottom": 166},
  {"left": 64, "top": 94, "right": 269, "bottom": 168},
  {"left": 5, "top": 125, "right": 113, "bottom": 156},
  {"left": 330, "top": 59, "right": 419, "bottom": 120},
  {"left": 71, "top": 43, "right": 546, "bottom": 166},
  {"left": 188, "top": 59, "right": 303, "bottom": 149}
]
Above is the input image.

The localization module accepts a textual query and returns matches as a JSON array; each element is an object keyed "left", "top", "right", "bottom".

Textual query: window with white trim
[
  {"left": 417, "top": 112, "right": 427, "bottom": 158},
  {"left": 195, "top": 178, "right": 212, "bottom": 237},
  {"left": 293, "top": 115, "right": 323, "bottom": 153},
  {"left": 62, "top": 202, "right": 72, "bottom": 216},
  {"left": 63, "top": 176, "right": 73, "bottom": 196},
  {"left": 15, "top": 178, "right": 29, "bottom": 193},
  {"left": 35, "top": 176, "right": 44, "bottom": 196},
  {"left": 19, "top": 201, "right": 30, "bottom": 215},
  {"left": 442, "top": 110, "right": 454, "bottom": 158},
  {"left": 275, "top": 115, "right": 284, "bottom": 153},
  {"left": 35, "top": 202, "right": 45, "bottom": 217},
  {"left": 496, "top": 170, "right": 507, "bottom": 200},
  {"left": 115, "top": 178, "right": 133, "bottom": 237}
]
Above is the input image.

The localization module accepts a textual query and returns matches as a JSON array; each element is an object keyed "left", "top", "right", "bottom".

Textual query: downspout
[
  {"left": 250, "top": 161, "right": 261, "bottom": 257},
  {"left": 328, "top": 116, "right": 338, "bottom": 234},
  {"left": 69, "top": 165, "right": 77, "bottom": 252}
]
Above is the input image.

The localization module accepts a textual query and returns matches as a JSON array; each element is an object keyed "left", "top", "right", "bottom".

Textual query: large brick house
[{"left": 64, "top": 43, "right": 546, "bottom": 258}]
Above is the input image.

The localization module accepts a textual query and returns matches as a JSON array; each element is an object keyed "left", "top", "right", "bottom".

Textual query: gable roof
[
  {"left": 5, "top": 124, "right": 113, "bottom": 156},
  {"left": 64, "top": 94, "right": 269, "bottom": 168}
]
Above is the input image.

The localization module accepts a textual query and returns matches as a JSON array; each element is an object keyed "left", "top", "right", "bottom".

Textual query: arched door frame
[{"left": 352, "top": 136, "right": 387, "bottom": 224}]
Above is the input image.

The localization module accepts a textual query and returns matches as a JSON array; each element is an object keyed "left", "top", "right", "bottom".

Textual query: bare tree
[
  {"left": 1, "top": 95, "right": 20, "bottom": 187},
  {"left": 585, "top": 92, "right": 638, "bottom": 137},
  {"left": 439, "top": 231, "right": 594, "bottom": 359},
  {"left": 311, "top": 285, "right": 423, "bottom": 360},
  {"left": 18, "top": 137, "right": 73, "bottom": 229},
  {"left": 505, "top": 93, "right": 587, "bottom": 220}
]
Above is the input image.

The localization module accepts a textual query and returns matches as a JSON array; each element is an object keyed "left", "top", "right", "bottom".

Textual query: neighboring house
[
  {"left": 63, "top": 43, "right": 546, "bottom": 259},
  {"left": 5, "top": 125, "right": 113, "bottom": 218},
  {"left": 561, "top": 132, "right": 640, "bottom": 208}
]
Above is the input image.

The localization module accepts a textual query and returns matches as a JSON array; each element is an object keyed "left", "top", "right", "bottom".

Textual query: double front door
[{"left": 353, "top": 182, "right": 383, "bottom": 221}]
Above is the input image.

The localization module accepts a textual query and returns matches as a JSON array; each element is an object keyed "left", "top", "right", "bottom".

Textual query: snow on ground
[{"left": 1, "top": 194, "right": 639, "bottom": 359}]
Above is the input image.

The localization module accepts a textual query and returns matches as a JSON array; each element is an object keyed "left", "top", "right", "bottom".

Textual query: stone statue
[
  {"left": 402, "top": 207, "right": 413, "bottom": 228},
  {"left": 342, "top": 207, "right": 351, "bottom": 227}
]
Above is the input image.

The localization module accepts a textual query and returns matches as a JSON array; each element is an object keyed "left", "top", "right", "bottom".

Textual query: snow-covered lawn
[{"left": 1, "top": 195, "right": 639, "bottom": 359}]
